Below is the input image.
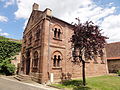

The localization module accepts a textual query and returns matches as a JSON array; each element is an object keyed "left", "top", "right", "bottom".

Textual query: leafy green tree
[
  {"left": 0, "top": 40, "right": 21, "bottom": 61},
  {"left": 0, "top": 36, "right": 21, "bottom": 75}
]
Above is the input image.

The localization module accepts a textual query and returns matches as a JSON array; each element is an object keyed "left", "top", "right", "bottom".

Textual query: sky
[{"left": 0, "top": 0, "right": 120, "bottom": 43}]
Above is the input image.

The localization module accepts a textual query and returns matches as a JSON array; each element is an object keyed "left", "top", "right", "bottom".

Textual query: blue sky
[
  {"left": 0, "top": 0, "right": 120, "bottom": 43},
  {"left": 0, "top": 1, "right": 25, "bottom": 39}
]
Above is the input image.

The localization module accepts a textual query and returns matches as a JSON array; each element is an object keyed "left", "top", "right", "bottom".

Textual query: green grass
[{"left": 51, "top": 75, "right": 120, "bottom": 90}]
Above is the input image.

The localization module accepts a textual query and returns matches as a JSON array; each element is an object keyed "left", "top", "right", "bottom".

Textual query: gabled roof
[
  {"left": 24, "top": 9, "right": 74, "bottom": 34},
  {"left": 24, "top": 10, "right": 43, "bottom": 33},
  {"left": 106, "top": 42, "right": 120, "bottom": 60}
]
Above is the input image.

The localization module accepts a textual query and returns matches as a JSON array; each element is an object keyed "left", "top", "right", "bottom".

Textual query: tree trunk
[
  {"left": 79, "top": 56, "right": 86, "bottom": 86},
  {"left": 82, "top": 60, "right": 86, "bottom": 86}
]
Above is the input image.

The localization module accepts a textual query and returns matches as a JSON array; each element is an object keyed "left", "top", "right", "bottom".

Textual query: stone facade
[{"left": 20, "top": 3, "right": 108, "bottom": 83}]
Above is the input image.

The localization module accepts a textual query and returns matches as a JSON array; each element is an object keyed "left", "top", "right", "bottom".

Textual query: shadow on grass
[{"left": 62, "top": 80, "right": 91, "bottom": 90}]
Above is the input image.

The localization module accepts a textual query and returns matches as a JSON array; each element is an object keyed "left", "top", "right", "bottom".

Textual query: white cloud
[
  {"left": 14, "top": 0, "right": 92, "bottom": 19},
  {"left": 0, "top": 15, "right": 8, "bottom": 22},
  {"left": 14, "top": 0, "right": 120, "bottom": 43},
  {"left": 15, "top": 0, "right": 39, "bottom": 19},
  {"left": 4, "top": 0, "right": 15, "bottom": 8},
  {"left": 101, "top": 14, "right": 120, "bottom": 43}
]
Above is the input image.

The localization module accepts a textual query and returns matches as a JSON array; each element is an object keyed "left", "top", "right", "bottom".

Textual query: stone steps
[{"left": 14, "top": 74, "right": 31, "bottom": 81}]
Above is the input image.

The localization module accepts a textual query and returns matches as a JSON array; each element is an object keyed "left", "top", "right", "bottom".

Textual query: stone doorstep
[{"left": 14, "top": 74, "right": 32, "bottom": 81}]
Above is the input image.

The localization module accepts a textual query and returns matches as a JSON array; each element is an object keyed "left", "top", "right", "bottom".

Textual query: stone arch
[{"left": 52, "top": 24, "right": 63, "bottom": 33}]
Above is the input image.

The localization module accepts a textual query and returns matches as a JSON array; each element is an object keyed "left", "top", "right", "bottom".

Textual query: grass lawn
[{"left": 51, "top": 75, "right": 120, "bottom": 90}]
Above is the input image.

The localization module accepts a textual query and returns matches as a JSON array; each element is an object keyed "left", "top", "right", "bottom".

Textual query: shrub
[
  {"left": 117, "top": 70, "right": 120, "bottom": 76},
  {"left": 0, "top": 58, "right": 16, "bottom": 75}
]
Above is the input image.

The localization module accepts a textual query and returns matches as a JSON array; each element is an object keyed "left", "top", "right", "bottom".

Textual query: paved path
[{"left": 0, "top": 77, "right": 59, "bottom": 90}]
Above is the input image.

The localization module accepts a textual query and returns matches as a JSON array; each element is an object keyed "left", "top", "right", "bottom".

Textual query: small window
[
  {"left": 35, "top": 29, "right": 40, "bottom": 40},
  {"left": 53, "top": 55, "right": 61, "bottom": 67},
  {"left": 32, "top": 51, "right": 39, "bottom": 72},
  {"left": 53, "top": 28, "right": 62, "bottom": 40}
]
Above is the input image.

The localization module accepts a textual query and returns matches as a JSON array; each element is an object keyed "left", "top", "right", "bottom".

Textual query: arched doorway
[{"left": 26, "top": 49, "right": 30, "bottom": 75}]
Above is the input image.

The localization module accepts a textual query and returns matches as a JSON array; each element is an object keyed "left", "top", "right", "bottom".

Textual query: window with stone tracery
[
  {"left": 32, "top": 51, "right": 39, "bottom": 72},
  {"left": 52, "top": 51, "right": 62, "bottom": 67},
  {"left": 53, "top": 25, "right": 62, "bottom": 40}
]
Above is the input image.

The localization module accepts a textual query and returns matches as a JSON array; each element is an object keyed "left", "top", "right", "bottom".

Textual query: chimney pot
[{"left": 32, "top": 3, "right": 39, "bottom": 10}]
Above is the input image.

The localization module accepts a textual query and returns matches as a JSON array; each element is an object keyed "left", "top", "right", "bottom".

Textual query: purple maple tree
[{"left": 71, "top": 18, "right": 107, "bottom": 86}]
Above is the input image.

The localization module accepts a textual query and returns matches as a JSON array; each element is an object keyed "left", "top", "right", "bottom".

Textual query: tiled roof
[{"left": 106, "top": 42, "right": 120, "bottom": 60}]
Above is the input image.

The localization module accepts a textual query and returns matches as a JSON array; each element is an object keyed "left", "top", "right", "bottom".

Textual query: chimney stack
[
  {"left": 32, "top": 3, "right": 39, "bottom": 10},
  {"left": 44, "top": 8, "right": 52, "bottom": 16}
]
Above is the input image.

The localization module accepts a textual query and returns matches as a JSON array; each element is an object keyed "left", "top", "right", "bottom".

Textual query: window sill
[
  {"left": 52, "top": 67, "right": 62, "bottom": 69},
  {"left": 53, "top": 38, "right": 62, "bottom": 41}
]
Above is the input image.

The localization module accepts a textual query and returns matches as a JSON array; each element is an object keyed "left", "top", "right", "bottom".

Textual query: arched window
[
  {"left": 53, "top": 24, "right": 62, "bottom": 40},
  {"left": 52, "top": 51, "right": 62, "bottom": 67},
  {"left": 32, "top": 51, "right": 39, "bottom": 72},
  {"left": 35, "top": 26, "right": 40, "bottom": 41}
]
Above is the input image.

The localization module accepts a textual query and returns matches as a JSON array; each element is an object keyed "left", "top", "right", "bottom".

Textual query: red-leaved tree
[{"left": 71, "top": 18, "right": 107, "bottom": 86}]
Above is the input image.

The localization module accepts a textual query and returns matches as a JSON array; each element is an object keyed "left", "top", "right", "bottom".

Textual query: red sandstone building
[{"left": 20, "top": 3, "right": 108, "bottom": 83}]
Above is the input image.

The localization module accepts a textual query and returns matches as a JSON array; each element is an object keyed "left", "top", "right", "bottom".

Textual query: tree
[
  {"left": 0, "top": 36, "right": 21, "bottom": 75},
  {"left": 71, "top": 18, "right": 107, "bottom": 86}
]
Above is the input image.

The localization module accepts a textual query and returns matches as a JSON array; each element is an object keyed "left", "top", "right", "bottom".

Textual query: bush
[
  {"left": 0, "top": 58, "right": 16, "bottom": 75},
  {"left": 117, "top": 70, "right": 120, "bottom": 76}
]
